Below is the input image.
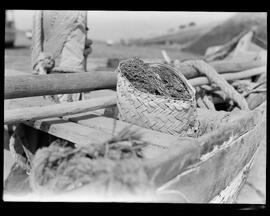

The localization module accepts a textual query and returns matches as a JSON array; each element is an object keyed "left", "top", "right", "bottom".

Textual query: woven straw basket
[{"left": 116, "top": 61, "right": 197, "bottom": 136}]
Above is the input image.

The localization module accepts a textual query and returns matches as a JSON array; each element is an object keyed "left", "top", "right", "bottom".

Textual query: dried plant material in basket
[{"left": 116, "top": 57, "right": 197, "bottom": 136}]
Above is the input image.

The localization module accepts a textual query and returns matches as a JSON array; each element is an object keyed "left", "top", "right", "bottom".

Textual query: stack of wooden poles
[{"left": 4, "top": 30, "right": 267, "bottom": 124}]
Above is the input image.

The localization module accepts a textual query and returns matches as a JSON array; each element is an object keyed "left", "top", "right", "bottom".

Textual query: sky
[{"left": 10, "top": 10, "right": 236, "bottom": 42}]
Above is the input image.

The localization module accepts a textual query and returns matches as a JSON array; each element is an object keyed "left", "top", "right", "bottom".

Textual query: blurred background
[{"left": 5, "top": 10, "right": 267, "bottom": 72}]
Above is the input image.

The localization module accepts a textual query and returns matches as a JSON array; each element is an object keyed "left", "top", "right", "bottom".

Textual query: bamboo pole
[{"left": 4, "top": 95, "right": 117, "bottom": 124}]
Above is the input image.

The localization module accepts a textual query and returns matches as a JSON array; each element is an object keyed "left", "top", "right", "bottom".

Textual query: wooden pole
[
  {"left": 4, "top": 57, "right": 266, "bottom": 100},
  {"left": 177, "top": 54, "right": 266, "bottom": 79},
  {"left": 5, "top": 71, "right": 117, "bottom": 99},
  {"left": 189, "top": 66, "right": 266, "bottom": 87},
  {"left": 161, "top": 50, "right": 171, "bottom": 64},
  {"left": 4, "top": 95, "right": 117, "bottom": 124}
]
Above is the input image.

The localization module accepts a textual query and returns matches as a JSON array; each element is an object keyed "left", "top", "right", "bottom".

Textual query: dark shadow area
[
  {"left": 5, "top": 45, "right": 31, "bottom": 50},
  {"left": 66, "top": 113, "right": 99, "bottom": 122}
]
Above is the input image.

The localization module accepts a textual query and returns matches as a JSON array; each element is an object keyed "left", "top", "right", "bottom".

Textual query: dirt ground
[{"left": 3, "top": 32, "right": 266, "bottom": 203}]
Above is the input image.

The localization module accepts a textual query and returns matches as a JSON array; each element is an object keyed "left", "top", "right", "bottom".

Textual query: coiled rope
[{"left": 182, "top": 60, "right": 249, "bottom": 110}]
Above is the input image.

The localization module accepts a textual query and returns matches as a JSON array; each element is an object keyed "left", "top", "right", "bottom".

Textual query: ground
[{"left": 3, "top": 31, "right": 266, "bottom": 203}]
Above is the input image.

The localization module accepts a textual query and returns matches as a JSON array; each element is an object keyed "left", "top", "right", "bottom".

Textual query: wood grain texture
[
  {"left": 159, "top": 115, "right": 266, "bottom": 203},
  {"left": 24, "top": 118, "right": 112, "bottom": 147},
  {"left": 5, "top": 70, "right": 117, "bottom": 99}
]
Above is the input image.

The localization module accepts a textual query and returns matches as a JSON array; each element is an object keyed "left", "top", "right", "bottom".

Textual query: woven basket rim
[{"left": 117, "top": 62, "right": 196, "bottom": 102}]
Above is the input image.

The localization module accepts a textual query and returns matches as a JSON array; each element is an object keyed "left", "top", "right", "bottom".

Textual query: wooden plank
[
  {"left": 5, "top": 70, "right": 117, "bottom": 99},
  {"left": 4, "top": 95, "right": 117, "bottom": 124},
  {"left": 158, "top": 116, "right": 266, "bottom": 203},
  {"left": 63, "top": 113, "right": 201, "bottom": 187},
  {"left": 63, "top": 113, "right": 196, "bottom": 155},
  {"left": 24, "top": 118, "right": 112, "bottom": 147},
  {"left": 5, "top": 69, "right": 29, "bottom": 76},
  {"left": 25, "top": 111, "right": 199, "bottom": 163}
]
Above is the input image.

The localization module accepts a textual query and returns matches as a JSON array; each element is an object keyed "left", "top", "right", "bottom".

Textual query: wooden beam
[
  {"left": 24, "top": 118, "right": 112, "bottom": 147},
  {"left": 189, "top": 66, "right": 266, "bottom": 87},
  {"left": 5, "top": 65, "right": 265, "bottom": 100},
  {"left": 5, "top": 53, "right": 266, "bottom": 100},
  {"left": 178, "top": 52, "right": 266, "bottom": 79},
  {"left": 4, "top": 95, "right": 117, "bottom": 124},
  {"left": 5, "top": 70, "right": 117, "bottom": 99}
]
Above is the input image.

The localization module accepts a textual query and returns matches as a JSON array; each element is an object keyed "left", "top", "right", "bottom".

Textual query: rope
[
  {"left": 33, "top": 52, "right": 55, "bottom": 75},
  {"left": 183, "top": 60, "right": 249, "bottom": 110},
  {"left": 29, "top": 130, "right": 152, "bottom": 194}
]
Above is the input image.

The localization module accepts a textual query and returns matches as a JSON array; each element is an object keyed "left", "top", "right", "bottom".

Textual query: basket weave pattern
[{"left": 116, "top": 67, "right": 197, "bottom": 136}]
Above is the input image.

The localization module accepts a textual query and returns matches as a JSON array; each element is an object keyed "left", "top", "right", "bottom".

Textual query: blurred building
[{"left": 5, "top": 10, "right": 16, "bottom": 47}]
